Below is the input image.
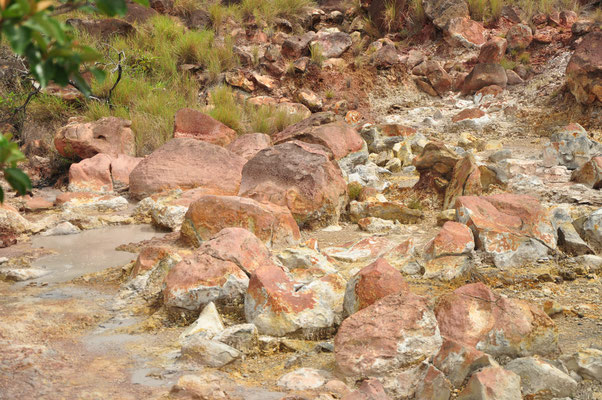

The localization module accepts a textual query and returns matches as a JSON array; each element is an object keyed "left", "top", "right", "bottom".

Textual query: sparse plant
[
  {"left": 286, "top": 60, "right": 296, "bottom": 75},
  {"left": 500, "top": 57, "right": 517, "bottom": 70},
  {"left": 309, "top": 43, "right": 325, "bottom": 67},
  {"left": 251, "top": 45, "right": 260, "bottom": 67},
  {"left": 518, "top": 52, "right": 530, "bottom": 65},
  {"left": 383, "top": 0, "right": 400, "bottom": 32},
  {"left": 325, "top": 89, "right": 335, "bottom": 100}
]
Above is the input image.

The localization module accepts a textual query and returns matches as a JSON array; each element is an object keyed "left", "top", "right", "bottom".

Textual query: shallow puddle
[{"left": 29, "top": 224, "right": 164, "bottom": 284}]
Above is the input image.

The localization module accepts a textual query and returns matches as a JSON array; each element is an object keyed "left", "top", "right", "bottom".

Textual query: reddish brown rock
[
  {"left": 506, "top": 23, "right": 533, "bottom": 51},
  {"left": 282, "top": 31, "right": 316, "bottom": 58},
  {"left": 478, "top": 37, "right": 508, "bottom": 64},
  {"left": 343, "top": 258, "right": 409, "bottom": 316},
  {"left": 457, "top": 366, "right": 522, "bottom": 400},
  {"left": 534, "top": 27, "right": 557, "bottom": 43},
  {"left": 423, "top": 0, "right": 470, "bottom": 30},
  {"left": 68, "top": 153, "right": 113, "bottom": 193},
  {"left": 335, "top": 292, "right": 442, "bottom": 379},
  {"left": 433, "top": 337, "right": 496, "bottom": 387},
  {"left": 132, "top": 245, "right": 172, "bottom": 276},
  {"left": 163, "top": 250, "right": 249, "bottom": 311},
  {"left": 425, "top": 221, "right": 474, "bottom": 260},
  {"left": 273, "top": 114, "right": 364, "bottom": 160},
  {"left": 227, "top": 133, "right": 271, "bottom": 160},
  {"left": 455, "top": 194, "right": 557, "bottom": 268},
  {"left": 180, "top": 195, "right": 300, "bottom": 247},
  {"left": 415, "top": 78, "right": 439, "bottom": 96},
  {"left": 342, "top": 379, "right": 391, "bottom": 400},
  {"left": 451, "top": 108, "right": 485, "bottom": 123},
  {"left": 414, "top": 141, "right": 460, "bottom": 180},
  {"left": 109, "top": 154, "right": 142, "bottom": 191},
  {"left": 435, "top": 283, "right": 558, "bottom": 357},
  {"left": 55, "top": 117, "right": 135, "bottom": 160},
  {"left": 173, "top": 108, "right": 237, "bottom": 147},
  {"left": 571, "top": 156, "right": 602, "bottom": 188},
  {"left": 129, "top": 138, "right": 246, "bottom": 200},
  {"left": 423, "top": 61, "right": 452, "bottom": 95},
  {"left": 238, "top": 141, "right": 347, "bottom": 229},
  {"left": 443, "top": 154, "right": 482, "bottom": 209},
  {"left": 462, "top": 63, "right": 508, "bottom": 95},
  {"left": 566, "top": 32, "right": 602, "bottom": 105},
  {"left": 23, "top": 196, "right": 53, "bottom": 212},
  {"left": 197, "top": 227, "right": 272, "bottom": 275},
  {"left": 379, "top": 124, "right": 417, "bottom": 137},
  {"left": 447, "top": 17, "right": 486, "bottom": 48},
  {"left": 414, "top": 364, "right": 452, "bottom": 400}
]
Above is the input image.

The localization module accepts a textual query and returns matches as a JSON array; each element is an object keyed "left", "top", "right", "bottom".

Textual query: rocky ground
[{"left": 1, "top": 0, "right": 602, "bottom": 399}]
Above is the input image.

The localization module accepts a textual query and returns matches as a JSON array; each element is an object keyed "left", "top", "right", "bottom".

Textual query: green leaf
[
  {"left": 0, "top": 187, "right": 4, "bottom": 204},
  {"left": 90, "top": 67, "right": 106, "bottom": 83},
  {"left": 94, "top": 0, "right": 128, "bottom": 16},
  {"left": 2, "top": 24, "right": 30, "bottom": 54},
  {"left": 4, "top": 168, "right": 32, "bottom": 196},
  {"left": 131, "top": 0, "right": 149, "bottom": 6}
]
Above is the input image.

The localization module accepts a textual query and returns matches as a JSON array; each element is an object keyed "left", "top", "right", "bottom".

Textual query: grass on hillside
[{"left": 466, "top": 0, "right": 582, "bottom": 21}]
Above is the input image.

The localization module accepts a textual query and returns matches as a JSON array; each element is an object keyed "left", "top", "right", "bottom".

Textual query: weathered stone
[
  {"left": 444, "top": 154, "right": 482, "bottom": 209},
  {"left": 435, "top": 283, "right": 558, "bottom": 357},
  {"left": 180, "top": 302, "right": 224, "bottom": 340},
  {"left": 180, "top": 195, "right": 300, "bottom": 247},
  {"left": 571, "top": 156, "right": 602, "bottom": 188},
  {"left": 478, "top": 37, "right": 508, "bottom": 64},
  {"left": 68, "top": 153, "right": 113, "bottom": 193},
  {"left": 173, "top": 108, "right": 237, "bottom": 146},
  {"left": 110, "top": 154, "right": 142, "bottom": 191},
  {"left": 180, "top": 336, "right": 240, "bottom": 367},
  {"left": 311, "top": 31, "right": 352, "bottom": 58},
  {"left": 542, "top": 123, "right": 602, "bottom": 170},
  {"left": 282, "top": 31, "right": 316, "bottom": 58},
  {"left": 414, "top": 364, "right": 452, "bottom": 400},
  {"left": 277, "top": 368, "right": 329, "bottom": 391},
  {"left": 433, "top": 337, "right": 497, "bottom": 387},
  {"left": 457, "top": 366, "right": 522, "bottom": 400},
  {"left": 447, "top": 17, "right": 486, "bottom": 49},
  {"left": 506, "top": 23, "right": 533, "bottom": 50},
  {"left": 462, "top": 63, "right": 508, "bottom": 94},
  {"left": 574, "top": 208, "right": 602, "bottom": 253},
  {"left": 129, "top": 138, "right": 246, "bottom": 199},
  {"left": 238, "top": 141, "right": 347, "bottom": 229},
  {"left": 566, "top": 32, "right": 602, "bottom": 105},
  {"left": 506, "top": 356, "right": 578, "bottom": 398},
  {"left": 66, "top": 18, "right": 135, "bottom": 37},
  {"left": 414, "top": 141, "right": 460, "bottom": 180},
  {"left": 277, "top": 247, "right": 337, "bottom": 283},
  {"left": 227, "top": 133, "right": 271, "bottom": 160},
  {"left": 55, "top": 117, "right": 135, "bottom": 160},
  {"left": 423, "top": 0, "right": 469, "bottom": 30},
  {"left": 425, "top": 221, "right": 474, "bottom": 260},
  {"left": 349, "top": 201, "right": 423, "bottom": 224},
  {"left": 560, "top": 348, "right": 602, "bottom": 382},
  {"left": 455, "top": 194, "right": 556, "bottom": 268},
  {"left": 343, "top": 258, "right": 409, "bottom": 316},
  {"left": 213, "top": 323, "right": 258, "bottom": 354},
  {"left": 342, "top": 379, "right": 391, "bottom": 400},
  {"left": 325, "top": 236, "right": 396, "bottom": 263},
  {"left": 335, "top": 292, "right": 442, "bottom": 379}
]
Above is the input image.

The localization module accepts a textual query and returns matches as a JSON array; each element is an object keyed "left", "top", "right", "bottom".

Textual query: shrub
[{"left": 309, "top": 43, "right": 325, "bottom": 67}]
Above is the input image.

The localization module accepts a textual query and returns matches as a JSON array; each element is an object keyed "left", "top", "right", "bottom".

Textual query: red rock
[
  {"left": 478, "top": 37, "right": 508, "bottom": 64},
  {"left": 475, "top": 84, "right": 504, "bottom": 98},
  {"left": 335, "top": 292, "right": 442, "bottom": 379},
  {"left": 180, "top": 195, "right": 300, "bottom": 247},
  {"left": 372, "top": 44, "right": 402, "bottom": 68},
  {"left": 560, "top": 10, "right": 577, "bottom": 27},
  {"left": 435, "top": 283, "right": 558, "bottom": 357},
  {"left": 415, "top": 78, "right": 439, "bottom": 96},
  {"left": 453, "top": 72, "right": 468, "bottom": 91},
  {"left": 342, "top": 379, "right": 391, "bottom": 400},
  {"left": 423, "top": 61, "right": 452, "bottom": 95},
  {"left": 447, "top": 17, "right": 486, "bottom": 48},
  {"left": 68, "top": 153, "right": 113, "bottom": 193},
  {"left": 457, "top": 366, "right": 522, "bottom": 400},
  {"left": 129, "top": 138, "right": 246, "bottom": 200},
  {"left": 238, "top": 141, "right": 347, "bottom": 229},
  {"left": 197, "top": 228, "right": 272, "bottom": 275},
  {"left": 425, "top": 221, "right": 474, "bottom": 259},
  {"left": 54, "top": 117, "right": 135, "bottom": 160},
  {"left": 451, "top": 108, "right": 485, "bottom": 123},
  {"left": 571, "top": 156, "right": 602, "bottom": 188},
  {"left": 132, "top": 246, "right": 172, "bottom": 276},
  {"left": 379, "top": 124, "right": 417, "bottom": 137},
  {"left": 506, "top": 23, "right": 533, "bottom": 50},
  {"left": 414, "top": 364, "right": 452, "bottom": 400},
  {"left": 273, "top": 115, "right": 364, "bottom": 160},
  {"left": 455, "top": 194, "right": 557, "bottom": 268},
  {"left": 343, "top": 258, "right": 409, "bottom": 316},
  {"left": 163, "top": 250, "right": 249, "bottom": 311},
  {"left": 227, "top": 133, "right": 271, "bottom": 160},
  {"left": 23, "top": 196, "right": 53, "bottom": 211},
  {"left": 533, "top": 27, "right": 557, "bottom": 43},
  {"left": 462, "top": 63, "right": 508, "bottom": 95},
  {"left": 433, "top": 337, "right": 496, "bottom": 387},
  {"left": 173, "top": 108, "right": 237, "bottom": 147},
  {"left": 443, "top": 154, "right": 482, "bottom": 209},
  {"left": 110, "top": 154, "right": 142, "bottom": 190},
  {"left": 566, "top": 32, "right": 602, "bottom": 105}
]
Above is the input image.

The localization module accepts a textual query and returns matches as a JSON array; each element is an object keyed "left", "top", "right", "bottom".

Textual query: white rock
[
  {"left": 277, "top": 368, "right": 329, "bottom": 391},
  {"left": 41, "top": 221, "right": 80, "bottom": 236},
  {"left": 505, "top": 356, "right": 578, "bottom": 398},
  {"left": 180, "top": 302, "right": 224, "bottom": 340},
  {"left": 560, "top": 348, "right": 602, "bottom": 382},
  {"left": 213, "top": 323, "right": 258, "bottom": 354},
  {"left": 180, "top": 337, "right": 240, "bottom": 367},
  {"left": 0, "top": 268, "right": 49, "bottom": 281}
]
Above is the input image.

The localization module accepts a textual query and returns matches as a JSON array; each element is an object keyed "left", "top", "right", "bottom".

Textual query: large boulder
[
  {"left": 310, "top": 31, "right": 352, "bottom": 58},
  {"left": 506, "top": 23, "right": 533, "bottom": 51},
  {"left": 180, "top": 195, "right": 300, "bottom": 247},
  {"left": 54, "top": 117, "right": 135, "bottom": 159},
  {"left": 435, "top": 283, "right": 558, "bottom": 357},
  {"left": 343, "top": 258, "right": 409, "bottom": 316},
  {"left": 129, "top": 138, "right": 246, "bottom": 200},
  {"left": 227, "top": 133, "right": 271, "bottom": 160},
  {"left": 542, "top": 123, "right": 602, "bottom": 170},
  {"left": 238, "top": 141, "right": 347, "bottom": 229},
  {"left": 478, "top": 37, "right": 508, "bottom": 64},
  {"left": 273, "top": 113, "right": 364, "bottom": 160},
  {"left": 423, "top": 0, "right": 469, "bottom": 30},
  {"left": 462, "top": 63, "right": 508, "bottom": 95},
  {"left": 335, "top": 292, "right": 442, "bottom": 395},
  {"left": 566, "top": 32, "right": 602, "bottom": 105},
  {"left": 173, "top": 108, "right": 237, "bottom": 147},
  {"left": 68, "top": 153, "right": 141, "bottom": 193},
  {"left": 245, "top": 264, "right": 345, "bottom": 336},
  {"left": 455, "top": 194, "right": 556, "bottom": 268},
  {"left": 443, "top": 154, "right": 482, "bottom": 210},
  {"left": 505, "top": 357, "right": 578, "bottom": 398},
  {"left": 457, "top": 366, "right": 522, "bottom": 400}
]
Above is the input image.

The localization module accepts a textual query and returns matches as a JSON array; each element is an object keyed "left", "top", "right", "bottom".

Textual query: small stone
[
  {"left": 277, "top": 368, "right": 329, "bottom": 391},
  {"left": 180, "top": 337, "right": 240, "bottom": 367},
  {"left": 180, "top": 302, "right": 224, "bottom": 340}
]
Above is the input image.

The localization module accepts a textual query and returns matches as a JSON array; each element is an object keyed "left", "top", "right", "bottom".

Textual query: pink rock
[
  {"left": 447, "top": 17, "right": 486, "bottom": 48},
  {"left": 506, "top": 23, "right": 533, "bottom": 51},
  {"left": 451, "top": 108, "right": 486, "bottom": 123},
  {"left": 444, "top": 154, "right": 482, "bottom": 210},
  {"left": 478, "top": 37, "right": 508, "bottom": 64},
  {"left": 163, "top": 249, "right": 249, "bottom": 311},
  {"left": 23, "top": 196, "right": 53, "bottom": 211},
  {"left": 325, "top": 236, "right": 396, "bottom": 263},
  {"left": 433, "top": 337, "right": 496, "bottom": 387},
  {"left": 197, "top": 227, "right": 272, "bottom": 275},
  {"left": 455, "top": 194, "right": 556, "bottom": 268},
  {"left": 129, "top": 138, "right": 246, "bottom": 200},
  {"left": 342, "top": 379, "right": 391, "bottom": 400},
  {"left": 414, "top": 364, "right": 452, "bottom": 400},
  {"left": 457, "top": 366, "right": 522, "bottom": 400},
  {"left": 425, "top": 221, "right": 474, "bottom": 259},
  {"left": 273, "top": 115, "right": 364, "bottom": 160},
  {"left": 132, "top": 245, "right": 173, "bottom": 276},
  {"left": 435, "top": 283, "right": 558, "bottom": 357},
  {"left": 68, "top": 153, "right": 113, "bottom": 193},
  {"left": 110, "top": 154, "right": 142, "bottom": 190},
  {"left": 180, "top": 195, "right": 300, "bottom": 247},
  {"left": 343, "top": 258, "right": 409, "bottom": 316},
  {"left": 227, "top": 133, "right": 271, "bottom": 160},
  {"left": 238, "top": 140, "right": 347, "bottom": 229},
  {"left": 335, "top": 292, "right": 442, "bottom": 379},
  {"left": 173, "top": 108, "right": 237, "bottom": 147},
  {"left": 54, "top": 117, "right": 135, "bottom": 159}
]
